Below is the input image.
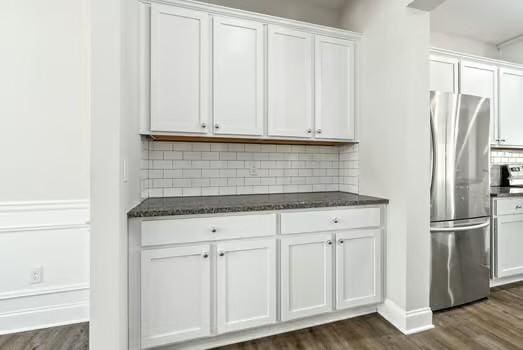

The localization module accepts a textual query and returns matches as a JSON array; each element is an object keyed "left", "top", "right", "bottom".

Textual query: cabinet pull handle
[
  {"left": 211, "top": 227, "right": 217, "bottom": 233},
  {"left": 316, "top": 129, "right": 322, "bottom": 134},
  {"left": 202, "top": 252, "right": 209, "bottom": 259},
  {"left": 201, "top": 122, "right": 207, "bottom": 129},
  {"left": 307, "top": 129, "right": 312, "bottom": 134},
  {"left": 339, "top": 239, "right": 344, "bottom": 245},
  {"left": 219, "top": 251, "right": 225, "bottom": 257},
  {"left": 327, "top": 240, "right": 332, "bottom": 245},
  {"left": 516, "top": 205, "right": 522, "bottom": 210},
  {"left": 215, "top": 124, "right": 220, "bottom": 129},
  {"left": 333, "top": 217, "right": 339, "bottom": 224}
]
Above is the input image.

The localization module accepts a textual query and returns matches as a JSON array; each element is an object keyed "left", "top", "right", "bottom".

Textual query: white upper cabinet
[
  {"left": 213, "top": 16, "right": 264, "bottom": 136},
  {"left": 459, "top": 60, "right": 498, "bottom": 143},
  {"left": 150, "top": 4, "right": 210, "bottom": 133},
  {"left": 498, "top": 67, "right": 523, "bottom": 146},
  {"left": 141, "top": 245, "right": 211, "bottom": 348},
  {"left": 280, "top": 234, "right": 333, "bottom": 321},
  {"left": 267, "top": 25, "right": 314, "bottom": 138},
  {"left": 216, "top": 239, "right": 276, "bottom": 333},
  {"left": 429, "top": 55, "right": 459, "bottom": 93},
  {"left": 335, "top": 230, "right": 381, "bottom": 310},
  {"left": 315, "top": 36, "right": 355, "bottom": 140}
]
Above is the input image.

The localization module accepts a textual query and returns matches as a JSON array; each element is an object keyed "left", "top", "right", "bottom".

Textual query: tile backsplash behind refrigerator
[
  {"left": 141, "top": 139, "right": 359, "bottom": 198},
  {"left": 490, "top": 149, "right": 523, "bottom": 186}
]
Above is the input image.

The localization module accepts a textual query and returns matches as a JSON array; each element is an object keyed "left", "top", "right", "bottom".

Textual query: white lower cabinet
[
  {"left": 141, "top": 245, "right": 211, "bottom": 348},
  {"left": 280, "top": 234, "right": 333, "bottom": 321},
  {"left": 335, "top": 230, "right": 381, "bottom": 309},
  {"left": 495, "top": 215, "right": 523, "bottom": 278},
  {"left": 216, "top": 239, "right": 276, "bottom": 333}
]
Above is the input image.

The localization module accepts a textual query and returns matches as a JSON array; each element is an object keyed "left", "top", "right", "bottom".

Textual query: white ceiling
[
  {"left": 305, "top": 0, "right": 347, "bottom": 10},
  {"left": 431, "top": 0, "right": 523, "bottom": 45}
]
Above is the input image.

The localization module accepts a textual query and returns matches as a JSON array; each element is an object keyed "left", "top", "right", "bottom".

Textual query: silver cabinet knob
[
  {"left": 214, "top": 124, "right": 220, "bottom": 129},
  {"left": 219, "top": 251, "right": 225, "bottom": 257},
  {"left": 338, "top": 239, "right": 344, "bottom": 245},
  {"left": 201, "top": 122, "right": 207, "bottom": 129},
  {"left": 327, "top": 240, "right": 332, "bottom": 245},
  {"left": 202, "top": 252, "right": 209, "bottom": 259},
  {"left": 516, "top": 205, "right": 522, "bottom": 210},
  {"left": 211, "top": 227, "right": 217, "bottom": 233},
  {"left": 333, "top": 218, "right": 339, "bottom": 224},
  {"left": 316, "top": 129, "right": 322, "bottom": 134},
  {"left": 307, "top": 128, "right": 312, "bottom": 134}
]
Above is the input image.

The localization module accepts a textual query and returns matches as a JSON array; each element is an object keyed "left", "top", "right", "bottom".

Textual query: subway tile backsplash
[
  {"left": 141, "top": 140, "right": 359, "bottom": 198},
  {"left": 490, "top": 149, "right": 523, "bottom": 186}
]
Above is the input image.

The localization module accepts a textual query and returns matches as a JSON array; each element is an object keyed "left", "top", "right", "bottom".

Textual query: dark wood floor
[{"left": 0, "top": 282, "right": 521, "bottom": 350}]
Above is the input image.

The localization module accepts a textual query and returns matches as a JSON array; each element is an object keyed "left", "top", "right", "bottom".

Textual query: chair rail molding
[{"left": 0, "top": 199, "right": 90, "bottom": 335}]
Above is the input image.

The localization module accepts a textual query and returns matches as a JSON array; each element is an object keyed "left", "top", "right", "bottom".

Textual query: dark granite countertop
[
  {"left": 491, "top": 186, "right": 523, "bottom": 198},
  {"left": 128, "top": 191, "right": 389, "bottom": 217}
]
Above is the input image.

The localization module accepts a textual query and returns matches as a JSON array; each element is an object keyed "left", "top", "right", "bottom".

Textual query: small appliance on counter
[
  {"left": 430, "top": 91, "right": 491, "bottom": 311},
  {"left": 501, "top": 164, "right": 523, "bottom": 187}
]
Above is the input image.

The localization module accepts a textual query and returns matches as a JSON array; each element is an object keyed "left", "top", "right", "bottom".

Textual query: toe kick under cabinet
[{"left": 129, "top": 206, "right": 386, "bottom": 350}]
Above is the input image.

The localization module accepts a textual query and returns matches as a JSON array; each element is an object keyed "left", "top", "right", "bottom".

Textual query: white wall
[
  {"left": 200, "top": 0, "right": 341, "bottom": 27},
  {"left": 0, "top": 0, "right": 90, "bottom": 334},
  {"left": 431, "top": 32, "right": 500, "bottom": 59},
  {"left": 499, "top": 39, "right": 523, "bottom": 64},
  {"left": 340, "top": 0, "right": 433, "bottom": 334}
]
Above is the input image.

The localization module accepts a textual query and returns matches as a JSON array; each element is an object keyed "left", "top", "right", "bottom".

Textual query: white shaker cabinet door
[
  {"left": 213, "top": 16, "right": 264, "bottom": 136},
  {"left": 141, "top": 245, "right": 211, "bottom": 348},
  {"left": 267, "top": 25, "right": 314, "bottom": 138},
  {"left": 216, "top": 239, "right": 277, "bottom": 333},
  {"left": 280, "top": 234, "right": 333, "bottom": 321},
  {"left": 150, "top": 4, "right": 210, "bottom": 133},
  {"left": 498, "top": 67, "right": 523, "bottom": 146},
  {"left": 315, "top": 35, "right": 355, "bottom": 140},
  {"left": 335, "top": 230, "right": 381, "bottom": 310},
  {"left": 495, "top": 215, "right": 523, "bottom": 278},
  {"left": 429, "top": 55, "right": 459, "bottom": 93},
  {"left": 459, "top": 60, "right": 498, "bottom": 144}
]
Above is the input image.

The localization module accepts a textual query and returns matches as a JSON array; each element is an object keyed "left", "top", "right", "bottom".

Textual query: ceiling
[
  {"left": 305, "top": 0, "right": 347, "bottom": 10},
  {"left": 431, "top": 0, "right": 523, "bottom": 45}
]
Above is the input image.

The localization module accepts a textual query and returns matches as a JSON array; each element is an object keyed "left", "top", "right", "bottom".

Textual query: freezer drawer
[{"left": 430, "top": 218, "right": 490, "bottom": 311}]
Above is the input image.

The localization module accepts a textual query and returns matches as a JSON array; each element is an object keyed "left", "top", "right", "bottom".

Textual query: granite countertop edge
[
  {"left": 490, "top": 186, "right": 523, "bottom": 198},
  {"left": 128, "top": 192, "right": 389, "bottom": 218}
]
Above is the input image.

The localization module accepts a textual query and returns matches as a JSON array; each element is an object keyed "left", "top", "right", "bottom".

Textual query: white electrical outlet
[
  {"left": 248, "top": 164, "right": 258, "bottom": 176},
  {"left": 30, "top": 266, "right": 43, "bottom": 284}
]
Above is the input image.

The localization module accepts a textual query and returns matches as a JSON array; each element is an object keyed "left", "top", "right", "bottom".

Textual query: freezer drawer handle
[{"left": 430, "top": 221, "right": 489, "bottom": 232}]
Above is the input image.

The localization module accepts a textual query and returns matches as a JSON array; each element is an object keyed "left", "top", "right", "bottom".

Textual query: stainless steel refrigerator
[{"left": 430, "top": 91, "right": 491, "bottom": 311}]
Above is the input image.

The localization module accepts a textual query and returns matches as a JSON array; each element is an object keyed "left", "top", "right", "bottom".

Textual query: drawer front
[
  {"left": 141, "top": 214, "right": 277, "bottom": 246},
  {"left": 280, "top": 207, "right": 381, "bottom": 234},
  {"left": 496, "top": 198, "right": 523, "bottom": 216}
]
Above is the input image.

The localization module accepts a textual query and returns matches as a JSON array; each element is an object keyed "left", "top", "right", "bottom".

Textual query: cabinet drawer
[
  {"left": 496, "top": 198, "right": 523, "bottom": 216},
  {"left": 280, "top": 208, "right": 381, "bottom": 234},
  {"left": 141, "top": 214, "right": 277, "bottom": 246}
]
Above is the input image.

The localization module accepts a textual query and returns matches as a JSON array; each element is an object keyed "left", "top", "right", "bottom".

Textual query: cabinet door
[
  {"left": 150, "top": 4, "right": 209, "bottom": 133},
  {"left": 315, "top": 35, "right": 355, "bottom": 140},
  {"left": 213, "top": 16, "right": 264, "bottom": 136},
  {"left": 268, "top": 25, "right": 313, "bottom": 138},
  {"left": 141, "top": 245, "right": 211, "bottom": 348},
  {"left": 495, "top": 215, "right": 523, "bottom": 278},
  {"left": 429, "top": 55, "right": 459, "bottom": 93},
  {"left": 498, "top": 68, "right": 523, "bottom": 146},
  {"left": 460, "top": 60, "right": 498, "bottom": 144},
  {"left": 335, "top": 230, "right": 381, "bottom": 310},
  {"left": 216, "top": 239, "right": 276, "bottom": 333},
  {"left": 280, "top": 234, "right": 333, "bottom": 321}
]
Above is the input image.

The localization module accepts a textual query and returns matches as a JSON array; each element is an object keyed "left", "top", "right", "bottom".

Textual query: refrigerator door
[
  {"left": 430, "top": 218, "right": 490, "bottom": 311},
  {"left": 430, "top": 92, "right": 491, "bottom": 222}
]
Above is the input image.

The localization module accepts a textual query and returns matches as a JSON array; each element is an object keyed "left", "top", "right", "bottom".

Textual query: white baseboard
[
  {"left": 0, "top": 199, "right": 90, "bottom": 335},
  {"left": 491, "top": 275, "right": 523, "bottom": 287},
  {"left": 378, "top": 299, "right": 434, "bottom": 335}
]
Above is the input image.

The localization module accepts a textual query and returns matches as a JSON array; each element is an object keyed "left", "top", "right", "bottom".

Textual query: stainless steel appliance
[
  {"left": 430, "top": 92, "right": 491, "bottom": 311},
  {"left": 501, "top": 164, "right": 523, "bottom": 187}
]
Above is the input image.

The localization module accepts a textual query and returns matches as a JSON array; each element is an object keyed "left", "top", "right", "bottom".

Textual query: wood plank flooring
[{"left": 0, "top": 282, "right": 521, "bottom": 350}]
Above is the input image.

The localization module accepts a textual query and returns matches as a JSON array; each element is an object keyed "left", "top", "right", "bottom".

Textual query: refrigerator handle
[
  {"left": 430, "top": 115, "right": 436, "bottom": 193},
  {"left": 430, "top": 220, "right": 490, "bottom": 232}
]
